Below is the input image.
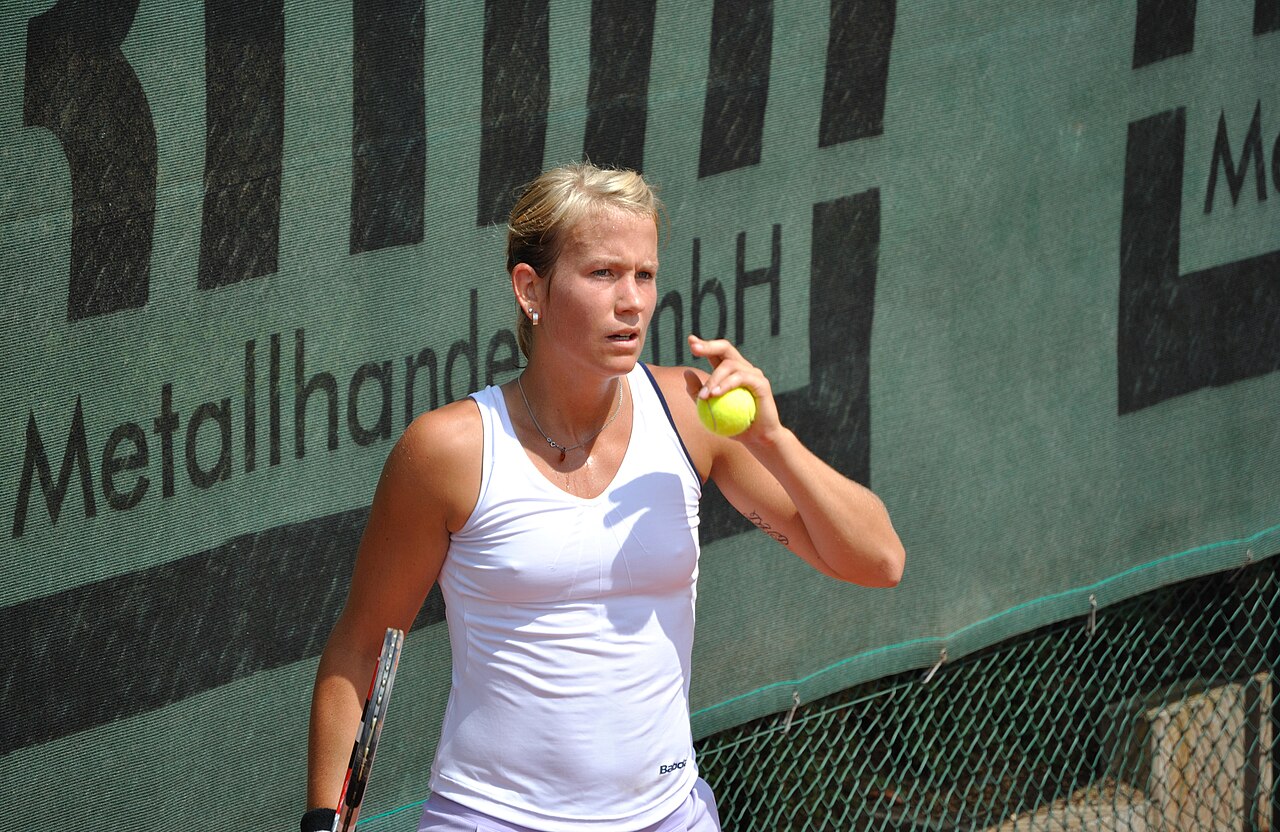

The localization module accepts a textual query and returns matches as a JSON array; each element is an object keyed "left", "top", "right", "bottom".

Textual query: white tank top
[{"left": 429, "top": 363, "right": 703, "bottom": 831}]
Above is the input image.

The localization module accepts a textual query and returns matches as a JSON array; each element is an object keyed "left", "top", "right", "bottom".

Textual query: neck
[
  {"left": 519, "top": 364, "right": 625, "bottom": 427},
  {"left": 516, "top": 368, "right": 626, "bottom": 459}
]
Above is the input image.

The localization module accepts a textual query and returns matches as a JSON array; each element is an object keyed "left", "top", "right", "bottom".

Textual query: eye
[{"left": 637, "top": 270, "right": 655, "bottom": 281}]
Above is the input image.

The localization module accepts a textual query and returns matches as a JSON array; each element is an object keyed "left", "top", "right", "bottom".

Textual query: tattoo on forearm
[{"left": 748, "top": 511, "right": 789, "bottom": 545}]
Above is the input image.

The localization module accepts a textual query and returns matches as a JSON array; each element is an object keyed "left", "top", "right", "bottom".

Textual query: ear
[{"left": 511, "top": 262, "right": 542, "bottom": 310}]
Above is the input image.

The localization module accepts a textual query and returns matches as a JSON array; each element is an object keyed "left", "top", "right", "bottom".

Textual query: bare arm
[
  {"left": 306, "top": 400, "right": 480, "bottom": 810},
  {"left": 654, "top": 336, "right": 904, "bottom": 586}
]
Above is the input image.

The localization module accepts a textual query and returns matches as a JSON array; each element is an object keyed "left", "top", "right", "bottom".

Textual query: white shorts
[{"left": 416, "top": 778, "right": 722, "bottom": 832}]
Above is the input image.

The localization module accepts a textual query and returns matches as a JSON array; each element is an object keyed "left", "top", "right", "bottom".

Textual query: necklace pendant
[{"left": 517, "top": 375, "right": 624, "bottom": 469}]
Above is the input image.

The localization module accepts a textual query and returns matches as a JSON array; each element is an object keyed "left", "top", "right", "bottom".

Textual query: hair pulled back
[{"left": 507, "top": 162, "right": 663, "bottom": 359}]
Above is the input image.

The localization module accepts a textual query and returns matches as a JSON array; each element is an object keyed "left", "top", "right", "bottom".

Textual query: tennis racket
[{"left": 333, "top": 627, "right": 405, "bottom": 832}]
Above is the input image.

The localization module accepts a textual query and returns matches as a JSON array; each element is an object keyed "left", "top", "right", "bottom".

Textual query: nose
[{"left": 615, "top": 272, "right": 646, "bottom": 315}]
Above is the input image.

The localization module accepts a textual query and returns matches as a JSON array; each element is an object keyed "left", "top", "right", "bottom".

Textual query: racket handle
[{"left": 299, "top": 807, "right": 336, "bottom": 832}]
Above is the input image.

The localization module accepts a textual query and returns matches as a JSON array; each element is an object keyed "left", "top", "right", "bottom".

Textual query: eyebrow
[{"left": 590, "top": 256, "right": 659, "bottom": 272}]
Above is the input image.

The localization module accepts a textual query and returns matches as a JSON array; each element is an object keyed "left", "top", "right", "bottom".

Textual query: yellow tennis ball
[{"left": 696, "top": 387, "right": 757, "bottom": 436}]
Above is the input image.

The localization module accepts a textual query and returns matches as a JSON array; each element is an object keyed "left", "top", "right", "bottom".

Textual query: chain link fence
[{"left": 696, "top": 556, "right": 1278, "bottom": 831}]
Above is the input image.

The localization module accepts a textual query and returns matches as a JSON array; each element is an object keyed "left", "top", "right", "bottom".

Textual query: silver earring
[{"left": 529, "top": 307, "right": 540, "bottom": 325}]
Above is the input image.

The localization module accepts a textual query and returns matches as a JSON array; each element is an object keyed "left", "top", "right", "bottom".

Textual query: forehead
[{"left": 563, "top": 207, "right": 658, "bottom": 259}]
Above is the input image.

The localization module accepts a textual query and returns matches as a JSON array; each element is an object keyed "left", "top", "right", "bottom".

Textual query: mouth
[{"left": 607, "top": 331, "right": 640, "bottom": 343}]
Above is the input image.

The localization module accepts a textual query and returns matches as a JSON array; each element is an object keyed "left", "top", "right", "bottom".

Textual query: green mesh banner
[{"left": 2, "top": 1, "right": 1277, "bottom": 829}]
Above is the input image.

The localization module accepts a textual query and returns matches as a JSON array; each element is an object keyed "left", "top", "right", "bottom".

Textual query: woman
[{"left": 305, "top": 163, "right": 904, "bottom": 832}]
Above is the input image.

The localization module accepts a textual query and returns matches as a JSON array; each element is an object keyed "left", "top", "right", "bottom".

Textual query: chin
[{"left": 600, "top": 353, "right": 641, "bottom": 376}]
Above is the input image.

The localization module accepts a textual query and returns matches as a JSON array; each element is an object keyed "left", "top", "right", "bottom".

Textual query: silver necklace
[{"left": 516, "top": 376, "right": 623, "bottom": 463}]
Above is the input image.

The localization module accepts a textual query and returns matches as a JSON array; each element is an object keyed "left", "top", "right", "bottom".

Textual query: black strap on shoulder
[{"left": 637, "top": 363, "right": 699, "bottom": 480}]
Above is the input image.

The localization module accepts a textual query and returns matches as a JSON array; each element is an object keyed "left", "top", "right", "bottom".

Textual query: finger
[
  {"left": 692, "top": 367, "right": 737, "bottom": 400},
  {"left": 709, "top": 367, "right": 767, "bottom": 399},
  {"left": 689, "top": 339, "right": 754, "bottom": 396},
  {"left": 704, "top": 371, "right": 746, "bottom": 398},
  {"left": 687, "top": 334, "right": 716, "bottom": 368},
  {"left": 688, "top": 334, "right": 739, "bottom": 368}
]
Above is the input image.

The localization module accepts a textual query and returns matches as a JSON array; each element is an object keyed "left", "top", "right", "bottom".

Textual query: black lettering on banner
[
  {"left": 699, "top": 0, "right": 773, "bottom": 177},
  {"left": 199, "top": 0, "right": 284, "bottom": 289},
  {"left": 650, "top": 225, "right": 778, "bottom": 365},
  {"left": 185, "top": 399, "right": 233, "bottom": 489},
  {"left": 1132, "top": 0, "right": 1196, "bottom": 68},
  {"left": 446, "top": 288, "right": 480, "bottom": 402},
  {"left": 12, "top": 399, "right": 97, "bottom": 538},
  {"left": 1119, "top": 109, "right": 1280, "bottom": 412},
  {"left": 584, "top": 0, "right": 657, "bottom": 172},
  {"left": 650, "top": 290, "right": 685, "bottom": 366},
  {"left": 1259, "top": 0, "right": 1280, "bottom": 34},
  {"left": 348, "top": 362, "right": 393, "bottom": 446},
  {"left": 244, "top": 339, "right": 257, "bottom": 473},
  {"left": 485, "top": 327, "right": 522, "bottom": 386},
  {"left": 445, "top": 289, "right": 480, "bottom": 402},
  {"left": 23, "top": 0, "right": 156, "bottom": 320},
  {"left": 294, "top": 329, "right": 340, "bottom": 459},
  {"left": 404, "top": 347, "right": 440, "bottom": 428},
  {"left": 269, "top": 333, "right": 282, "bottom": 466},
  {"left": 701, "top": 191, "right": 878, "bottom": 542},
  {"left": 1119, "top": 11, "right": 1280, "bottom": 413},
  {"left": 691, "top": 238, "right": 728, "bottom": 342},
  {"left": 351, "top": 0, "right": 426, "bottom": 254},
  {"left": 154, "top": 384, "right": 180, "bottom": 499},
  {"left": 101, "top": 422, "right": 150, "bottom": 511},
  {"left": 478, "top": 0, "right": 549, "bottom": 226},
  {"left": 819, "top": 0, "right": 896, "bottom": 147},
  {"left": 794, "top": 190, "right": 878, "bottom": 488},
  {"left": 735, "top": 224, "right": 781, "bottom": 344},
  {"left": 1204, "top": 102, "right": 1267, "bottom": 213}
]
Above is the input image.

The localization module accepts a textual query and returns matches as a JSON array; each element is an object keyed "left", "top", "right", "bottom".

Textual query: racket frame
[{"left": 333, "top": 627, "right": 404, "bottom": 832}]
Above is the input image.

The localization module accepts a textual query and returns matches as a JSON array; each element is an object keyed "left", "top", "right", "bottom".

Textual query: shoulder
[
  {"left": 641, "top": 363, "right": 722, "bottom": 478},
  {"left": 642, "top": 363, "right": 705, "bottom": 407},
  {"left": 380, "top": 396, "right": 483, "bottom": 532},
  {"left": 401, "top": 394, "right": 483, "bottom": 455}
]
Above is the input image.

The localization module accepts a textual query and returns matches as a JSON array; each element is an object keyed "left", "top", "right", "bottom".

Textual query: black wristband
[{"left": 300, "top": 807, "right": 336, "bottom": 832}]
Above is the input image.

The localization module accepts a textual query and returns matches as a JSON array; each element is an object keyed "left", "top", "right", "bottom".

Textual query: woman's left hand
[{"left": 683, "top": 334, "right": 783, "bottom": 443}]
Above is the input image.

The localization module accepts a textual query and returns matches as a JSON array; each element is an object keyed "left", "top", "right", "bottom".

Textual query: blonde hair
[{"left": 507, "top": 162, "right": 664, "bottom": 359}]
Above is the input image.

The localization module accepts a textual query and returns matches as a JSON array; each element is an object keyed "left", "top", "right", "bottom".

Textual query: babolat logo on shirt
[{"left": 659, "top": 759, "right": 688, "bottom": 775}]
